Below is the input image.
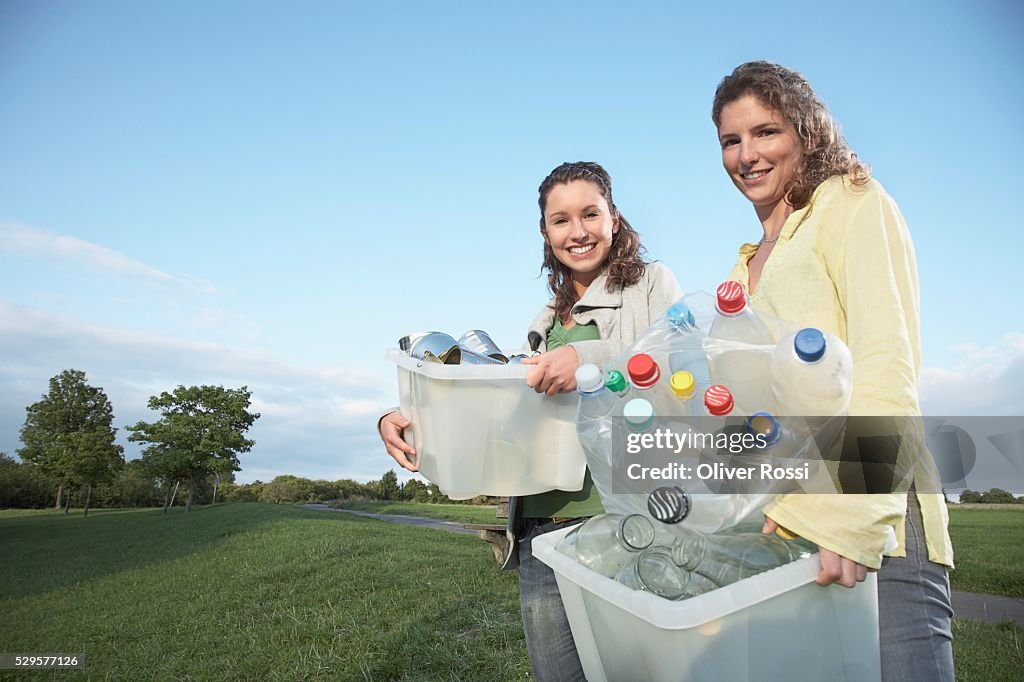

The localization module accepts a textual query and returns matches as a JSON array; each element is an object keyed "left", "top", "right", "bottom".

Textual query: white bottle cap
[{"left": 575, "top": 364, "right": 604, "bottom": 393}]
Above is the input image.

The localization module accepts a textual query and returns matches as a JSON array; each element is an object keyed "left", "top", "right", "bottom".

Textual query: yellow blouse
[{"left": 727, "top": 175, "right": 954, "bottom": 568}]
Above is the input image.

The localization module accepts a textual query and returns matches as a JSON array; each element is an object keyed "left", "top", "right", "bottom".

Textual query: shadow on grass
[{"left": 0, "top": 503, "right": 332, "bottom": 599}]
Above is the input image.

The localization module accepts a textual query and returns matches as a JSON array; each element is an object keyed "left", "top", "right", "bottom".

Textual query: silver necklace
[{"left": 760, "top": 234, "right": 780, "bottom": 245}]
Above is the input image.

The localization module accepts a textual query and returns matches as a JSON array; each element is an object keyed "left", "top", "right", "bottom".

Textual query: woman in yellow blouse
[{"left": 712, "top": 61, "right": 954, "bottom": 680}]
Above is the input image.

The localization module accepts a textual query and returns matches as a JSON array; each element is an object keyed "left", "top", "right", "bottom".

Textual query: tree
[
  {"left": 259, "top": 475, "right": 314, "bottom": 504},
  {"left": 401, "top": 478, "right": 428, "bottom": 502},
  {"left": 980, "top": 488, "right": 1019, "bottom": 504},
  {"left": 377, "top": 470, "right": 401, "bottom": 501},
  {"left": 18, "top": 369, "right": 125, "bottom": 516},
  {"left": 127, "top": 385, "right": 260, "bottom": 512},
  {"left": 958, "top": 489, "right": 982, "bottom": 503}
]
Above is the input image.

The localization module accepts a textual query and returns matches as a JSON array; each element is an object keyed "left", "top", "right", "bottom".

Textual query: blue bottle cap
[
  {"left": 794, "top": 328, "right": 826, "bottom": 363},
  {"left": 745, "top": 412, "right": 781, "bottom": 447},
  {"left": 667, "top": 301, "right": 697, "bottom": 330}
]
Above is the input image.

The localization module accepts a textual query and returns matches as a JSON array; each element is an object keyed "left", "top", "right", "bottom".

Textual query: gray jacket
[
  {"left": 503, "top": 261, "right": 683, "bottom": 569},
  {"left": 524, "top": 261, "right": 684, "bottom": 366}
]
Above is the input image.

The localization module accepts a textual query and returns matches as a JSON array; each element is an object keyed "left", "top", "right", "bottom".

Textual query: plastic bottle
[
  {"left": 669, "top": 370, "right": 701, "bottom": 418},
  {"left": 666, "top": 301, "right": 712, "bottom": 394},
  {"left": 605, "top": 370, "right": 632, "bottom": 399},
  {"left": 623, "top": 397, "right": 656, "bottom": 433},
  {"left": 708, "top": 281, "right": 773, "bottom": 345},
  {"left": 615, "top": 545, "right": 719, "bottom": 600},
  {"left": 742, "top": 412, "right": 819, "bottom": 495},
  {"left": 704, "top": 384, "right": 735, "bottom": 420},
  {"left": 706, "top": 281, "right": 775, "bottom": 415},
  {"left": 627, "top": 354, "right": 681, "bottom": 417},
  {"left": 575, "top": 364, "right": 618, "bottom": 421},
  {"left": 770, "top": 327, "right": 854, "bottom": 420},
  {"left": 573, "top": 513, "right": 656, "bottom": 578},
  {"left": 669, "top": 525, "right": 800, "bottom": 587}
]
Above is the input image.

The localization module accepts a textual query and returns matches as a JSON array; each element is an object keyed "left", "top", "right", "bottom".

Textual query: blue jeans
[
  {"left": 518, "top": 518, "right": 587, "bottom": 682},
  {"left": 878, "top": 493, "right": 955, "bottom": 681}
]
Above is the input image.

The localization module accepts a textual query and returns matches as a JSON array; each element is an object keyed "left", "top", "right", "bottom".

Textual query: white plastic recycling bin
[
  {"left": 532, "top": 524, "right": 881, "bottom": 682},
  {"left": 387, "top": 350, "right": 587, "bottom": 499}
]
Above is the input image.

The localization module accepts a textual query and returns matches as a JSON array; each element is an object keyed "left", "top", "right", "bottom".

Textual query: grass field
[
  {"left": 327, "top": 500, "right": 503, "bottom": 526},
  {"left": 947, "top": 506, "right": 1024, "bottom": 597},
  {"left": 2, "top": 503, "right": 1022, "bottom": 681},
  {"left": 0, "top": 504, "right": 528, "bottom": 681}
]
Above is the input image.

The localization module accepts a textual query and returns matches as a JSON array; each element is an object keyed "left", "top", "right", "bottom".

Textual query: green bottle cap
[{"left": 606, "top": 370, "right": 629, "bottom": 394}]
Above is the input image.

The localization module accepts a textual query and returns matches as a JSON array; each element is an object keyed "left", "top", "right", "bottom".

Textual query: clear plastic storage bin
[
  {"left": 387, "top": 350, "right": 587, "bottom": 499},
  {"left": 533, "top": 524, "right": 880, "bottom": 682}
]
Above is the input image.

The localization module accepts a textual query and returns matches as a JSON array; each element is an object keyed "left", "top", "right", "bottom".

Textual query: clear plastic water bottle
[
  {"left": 576, "top": 364, "right": 618, "bottom": 420},
  {"left": 626, "top": 353, "right": 677, "bottom": 416},
  {"left": 669, "top": 525, "right": 800, "bottom": 587},
  {"left": 605, "top": 369, "right": 632, "bottom": 399},
  {"left": 667, "top": 301, "right": 712, "bottom": 394},
  {"left": 707, "top": 281, "right": 773, "bottom": 345},
  {"left": 574, "top": 513, "right": 656, "bottom": 578},
  {"left": 669, "top": 370, "right": 701, "bottom": 418},
  {"left": 770, "top": 327, "right": 853, "bottom": 419},
  {"left": 743, "top": 412, "right": 820, "bottom": 495},
  {"left": 615, "top": 545, "right": 719, "bottom": 600},
  {"left": 706, "top": 281, "right": 775, "bottom": 415},
  {"left": 623, "top": 397, "right": 656, "bottom": 432},
  {"left": 704, "top": 384, "right": 735, "bottom": 420}
]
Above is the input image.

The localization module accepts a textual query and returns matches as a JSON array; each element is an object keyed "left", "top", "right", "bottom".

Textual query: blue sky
[{"left": 1, "top": 1, "right": 1021, "bottom": 489}]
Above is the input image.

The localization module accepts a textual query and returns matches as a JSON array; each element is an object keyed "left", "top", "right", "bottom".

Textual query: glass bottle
[
  {"left": 615, "top": 545, "right": 719, "bottom": 600},
  {"left": 669, "top": 525, "right": 800, "bottom": 587},
  {"left": 573, "top": 513, "right": 656, "bottom": 578}
]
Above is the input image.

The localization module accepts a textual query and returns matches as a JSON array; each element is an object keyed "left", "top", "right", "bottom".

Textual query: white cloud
[
  {"left": 919, "top": 333, "right": 1024, "bottom": 416},
  {"left": 0, "top": 222, "right": 215, "bottom": 293},
  {"left": 0, "top": 300, "right": 395, "bottom": 484}
]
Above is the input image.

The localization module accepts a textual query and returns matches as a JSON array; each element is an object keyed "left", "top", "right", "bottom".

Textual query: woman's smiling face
[
  {"left": 541, "top": 179, "right": 618, "bottom": 289},
  {"left": 717, "top": 93, "right": 805, "bottom": 218}
]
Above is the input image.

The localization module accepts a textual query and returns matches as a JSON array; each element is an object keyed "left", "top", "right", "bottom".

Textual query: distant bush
[{"left": 957, "top": 488, "right": 1022, "bottom": 504}]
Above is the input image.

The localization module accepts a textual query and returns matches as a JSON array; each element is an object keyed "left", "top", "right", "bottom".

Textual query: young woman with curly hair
[
  {"left": 379, "top": 161, "right": 681, "bottom": 680},
  {"left": 712, "top": 61, "right": 954, "bottom": 681}
]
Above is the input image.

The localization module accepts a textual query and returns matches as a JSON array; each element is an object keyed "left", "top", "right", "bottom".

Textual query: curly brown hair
[
  {"left": 711, "top": 61, "right": 870, "bottom": 209},
  {"left": 538, "top": 161, "right": 646, "bottom": 323}
]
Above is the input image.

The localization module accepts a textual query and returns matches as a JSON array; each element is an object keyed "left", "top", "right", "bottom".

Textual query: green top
[{"left": 522, "top": 319, "right": 606, "bottom": 519}]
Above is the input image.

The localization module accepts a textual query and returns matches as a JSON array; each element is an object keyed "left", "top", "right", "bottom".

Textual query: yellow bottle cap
[
  {"left": 670, "top": 371, "right": 695, "bottom": 399},
  {"left": 774, "top": 525, "right": 800, "bottom": 541}
]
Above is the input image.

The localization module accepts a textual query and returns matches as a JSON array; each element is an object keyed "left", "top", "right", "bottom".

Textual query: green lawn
[
  {"left": 947, "top": 507, "right": 1024, "bottom": 597},
  {"left": 0, "top": 504, "right": 528, "bottom": 681},
  {"left": 326, "top": 500, "right": 503, "bottom": 526},
  {"left": 2, "top": 503, "right": 1022, "bottom": 681}
]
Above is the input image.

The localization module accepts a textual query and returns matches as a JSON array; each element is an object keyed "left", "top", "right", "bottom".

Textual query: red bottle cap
[
  {"left": 704, "top": 384, "right": 734, "bottom": 416},
  {"left": 716, "top": 281, "right": 747, "bottom": 315},
  {"left": 626, "top": 353, "right": 661, "bottom": 388}
]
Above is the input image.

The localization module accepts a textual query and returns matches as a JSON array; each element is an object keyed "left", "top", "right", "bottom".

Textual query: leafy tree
[
  {"left": 401, "top": 478, "right": 429, "bottom": 502},
  {"left": 127, "top": 385, "right": 260, "bottom": 512},
  {"left": 260, "top": 475, "right": 315, "bottom": 504},
  {"left": 377, "top": 470, "right": 401, "bottom": 501},
  {"left": 958, "top": 489, "right": 982, "bottom": 503},
  {"left": 18, "top": 369, "right": 125, "bottom": 516},
  {"left": 0, "top": 452, "right": 53, "bottom": 508},
  {"left": 980, "top": 488, "right": 1019, "bottom": 504},
  {"left": 97, "top": 459, "right": 162, "bottom": 508}
]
